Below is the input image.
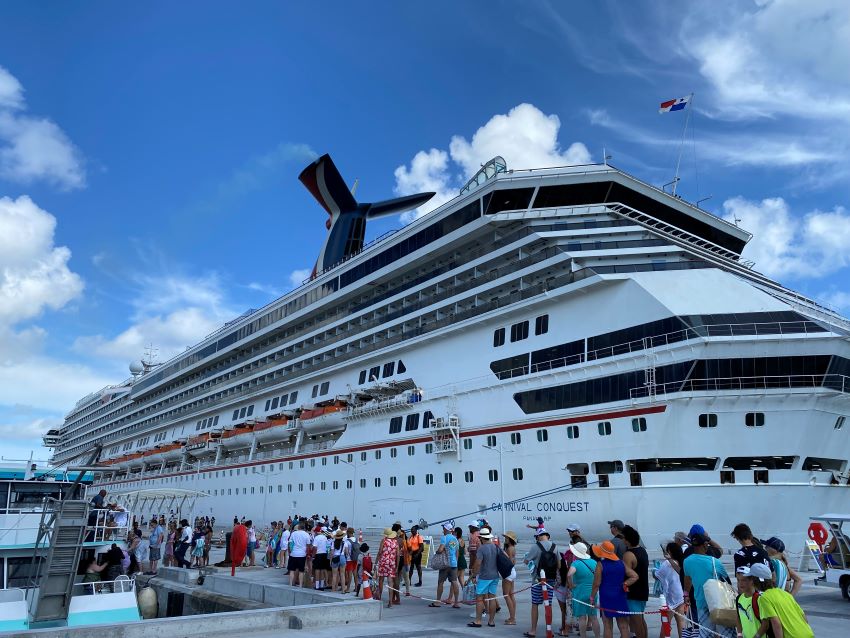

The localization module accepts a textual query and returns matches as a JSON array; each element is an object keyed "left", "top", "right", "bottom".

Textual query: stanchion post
[
  {"left": 540, "top": 568, "right": 554, "bottom": 638},
  {"left": 660, "top": 605, "right": 671, "bottom": 637}
]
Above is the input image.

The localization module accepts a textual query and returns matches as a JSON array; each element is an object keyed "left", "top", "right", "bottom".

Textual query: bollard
[
  {"left": 660, "top": 605, "right": 671, "bottom": 638},
  {"left": 540, "top": 569, "right": 554, "bottom": 638},
  {"left": 358, "top": 528, "right": 363, "bottom": 543},
  {"left": 362, "top": 570, "right": 372, "bottom": 600}
]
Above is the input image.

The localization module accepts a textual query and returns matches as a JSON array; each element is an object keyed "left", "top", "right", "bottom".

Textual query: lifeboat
[
  {"left": 186, "top": 432, "right": 218, "bottom": 457},
  {"left": 219, "top": 422, "right": 255, "bottom": 450},
  {"left": 115, "top": 452, "right": 143, "bottom": 470},
  {"left": 299, "top": 400, "right": 348, "bottom": 435},
  {"left": 159, "top": 441, "right": 185, "bottom": 462},
  {"left": 253, "top": 417, "right": 295, "bottom": 444}
]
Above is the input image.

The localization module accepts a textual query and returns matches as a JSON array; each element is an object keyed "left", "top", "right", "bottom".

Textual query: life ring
[{"left": 808, "top": 522, "right": 829, "bottom": 546}]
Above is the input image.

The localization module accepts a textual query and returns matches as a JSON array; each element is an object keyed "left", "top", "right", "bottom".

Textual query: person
[
  {"left": 82, "top": 557, "right": 107, "bottom": 591},
  {"left": 468, "top": 527, "right": 499, "bottom": 628},
  {"left": 192, "top": 527, "right": 206, "bottom": 567},
  {"left": 278, "top": 524, "right": 291, "bottom": 570},
  {"left": 607, "top": 520, "right": 627, "bottom": 559},
  {"left": 526, "top": 516, "right": 546, "bottom": 532},
  {"left": 683, "top": 533, "right": 735, "bottom": 638},
  {"left": 393, "top": 525, "right": 411, "bottom": 602},
  {"left": 89, "top": 489, "right": 107, "bottom": 509},
  {"left": 203, "top": 524, "right": 212, "bottom": 567},
  {"left": 568, "top": 542, "right": 600, "bottom": 638},
  {"left": 313, "top": 525, "right": 330, "bottom": 591},
  {"left": 148, "top": 519, "right": 163, "bottom": 574},
  {"left": 567, "top": 523, "right": 588, "bottom": 547},
  {"left": 731, "top": 523, "right": 772, "bottom": 574},
  {"left": 375, "top": 527, "right": 399, "bottom": 607},
  {"left": 591, "top": 540, "right": 637, "bottom": 638},
  {"left": 743, "top": 563, "right": 814, "bottom": 638},
  {"left": 762, "top": 537, "right": 802, "bottom": 596},
  {"left": 622, "top": 525, "right": 649, "bottom": 638},
  {"left": 164, "top": 522, "right": 176, "bottom": 567},
  {"left": 229, "top": 518, "right": 247, "bottom": 576},
  {"left": 174, "top": 519, "right": 192, "bottom": 569},
  {"left": 355, "top": 543, "right": 371, "bottom": 597},
  {"left": 468, "top": 521, "right": 481, "bottom": 579},
  {"left": 343, "top": 528, "right": 358, "bottom": 593},
  {"left": 105, "top": 543, "right": 125, "bottom": 582},
  {"left": 407, "top": 525, "right": 424, "bottom": 587},
  {"left": 245, "top": 520, "right": 257, "bottom": 567},
  {"left": 655, "top": 542, "right": 687, "bottom": 638},
  {"left": 502, "top": 531, "right": 518, "bottom": 626},
  {"left": 288, "top": 522, "right": 311, "bottom": 586},
  {"left": 687, "top": 524, "right": 723, "bottom": 558},
  {"left": 454, "top": 526, "right": 468, "bottom": 591},
  {"left": 331, "top": 529, "right": 346, "bottom": 592},
  {"left": 431, "top": 522, "right": 460, "bottom": 608},
  {"left": 524, "top": 528, "right": 561, "bottom": 638}
]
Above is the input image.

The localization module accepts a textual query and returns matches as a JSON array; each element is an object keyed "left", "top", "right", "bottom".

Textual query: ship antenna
[
  {"left": 671, "top": 92, "right": 694, "bottom": 196},
  {"left": 350, "top": 178, "right": 359, "bottom": 197}
]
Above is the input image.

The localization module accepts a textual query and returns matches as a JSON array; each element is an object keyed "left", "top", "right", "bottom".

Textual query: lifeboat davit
[
  {"left": 253, "top": 417, "right": 294, "bottom": 444},
  {"left": 219, "top": 422, "right": 255, "bottom": 450},
  {"left": 299, "top": 400, "right": 348, "bottom": 435}
]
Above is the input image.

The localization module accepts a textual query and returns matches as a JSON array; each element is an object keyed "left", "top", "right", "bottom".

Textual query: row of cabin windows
[
  {"left": 359, "top": 360, "right": 407, "bottom": 385},
  {"left": 265, "top": 392, "right": 299, "bottom": 412},
  {"left": 699, "top": 412, "right": 765, "bottom": 428},
  {"left": 311, "top": 381, "right": 330, "bottom": 399},
  {"left": 136, "top": 436, "right": 150, "bottom": 447},
  {"left": 493, "top": 315, "right": 549, "bottom": 347},
  {"left": 154, "top": 431, "right": 168, "bottom": 442},
  {"left": 231, "top": 405, "right": 255, "bottom": 421},
  {"left": 388, "top": 411, "right": 434, "bottom": 434},
  {"left": 195, "top": 415, "right": 220, "bottom": 431}
]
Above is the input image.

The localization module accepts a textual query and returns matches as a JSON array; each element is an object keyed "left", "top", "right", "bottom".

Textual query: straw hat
[
  {"left": 569, "top": 542, "right": 591, "bottom": 560},
  {"left": 503, "top": 531, "right": 518, "bottom": 544},
  {"left": 479, "top": 527, "right": 493, "bottom": 540},
  {"left": 334, "top": 529, "right": 345, "bottom": 539},
  {"left": 383, "top": 528, "right": 397, "bottom": 539},
  {"left": 591, "top": 540, "right": 619, "bottom": 561}
]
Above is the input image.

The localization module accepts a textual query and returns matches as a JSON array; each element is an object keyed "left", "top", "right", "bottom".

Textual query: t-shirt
[
  {"left": 149, "top": 525, "right": 163, "bottom": 547},
  {"left": 682, "top": 553, "right": 729, "bottom": 611},
  {"left": 736, "top": 594, "right": 761, "bottom": 638},
  {"left": 441, "top": 534, "right": 459, "bottom": 568},
  {"left": 180, "top": 526, "right": 191, "bottom": 543},
  {"left": 90, "top": 493, "right": 105, "bottom": 508},
  {"left": 279, "top": 529, "right": 291, "bottom": 550},
  {"left": 476, "top": 542, "right": 499, "bottom": 580},
  {"left": 610, "top": 536, "right": 626, "bottom": 559},
  {"left": 248, "top": 527, "right": 256, "bottom": 543},
  {"left": 408, "top": 534, "right": 423, "bottom": 552},
  {"left": 314, "top": 534, "right": 329, "bottom": 554},
  {"left": 757, "top": 588, "right": 813, "bottom": 638},
  {"left": 290, "top": 530, "right": 311, "bottom": 558},
  {"left": 733, "top": 544, "right": 772, "bottom": 572},
  {"left": 770, "top": 557, "right": 788, "bottom": 590}
]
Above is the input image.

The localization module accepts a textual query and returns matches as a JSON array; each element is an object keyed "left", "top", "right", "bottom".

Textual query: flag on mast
[{"left": 659, "top": 96, "right": 690, "bottom": 113}]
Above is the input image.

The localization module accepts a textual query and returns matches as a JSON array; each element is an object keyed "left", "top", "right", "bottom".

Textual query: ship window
[
  {"left": 359, "top": 370, "right": 367, "bottom": 385},
  {"left": 334, "top": 456, "right": 339, "bottom": 464},
  {"left": 699, "top": 414, "right": 717, "bottom": 428},
  {"left": 6, "top": 557, "right": 44, "bottom": 589},
  {"left": 239, "top": 407, "right": 247, "bottom": 418},
  {"left": 398, "top": 360, "right": 406, "bottom": 373},
  {"left": 463, "top": 439, "right": 472, "bottom": 450},
  {"left": 486, "top": 435, "right": 496, "bottom": 447},
  {"left": 321, "top": 457, "right": 327, "bottom": 466},
  {"left": 389, "top": 417, "right": 403, "bottom": 434},
  {"left": 408, "top": 475, "right": 415, "bottom": 486},
  {"left": 444, "top": 472, "right": 453, "bottom": 484},
  {"left": 312, "top": 385, "right": 319, "bottom": 398},
  {"left": 271, "top": 398, "right": 279, "bottom": 410},
  {"left": 408, "top": 445, "right": 415, "bottom": 456},
  {"left": 493, "top": 328, "right": 506, "bottom": 348},
  {"left": 490, "top": 354, "right": 530, "bottom": 380},
  {"left": 332, "top": 480, "right": 338, "bottom": 489},
  {"left": 723, "top": 456, "right": 795, "bottom": 470},
  {"left": 566, "top": 425, "right": 579, "bottom": 439},
  {"left": 720, "top": 470, "right": 735, "bottom": 484},
  {"left": 232, "top": 410, "right": 239, "bottom": 420},
  {"left": 425, "top": 444, "right": 433, "bottom": 454},
  {"left": 374, "top": 478, "right": 380, "bottom": 487},
  {"left": 405, "top": 413, "right": 420, "bottom": 431},
  {"left": 247, "top": 405, "right": 254, "bottom": 416},
  {"left": 346, "top": 480, "right": 352, "bottom": 489},
  {"left": 251, "top": 487, "right": 255, "bottom": 494},
  {"left": 632, "top": 418, "right": 647, "bottom": 432},
  {"left": 360, "top": 452, "right": 367, "bottom": 461},
  {"left": 593, "top": 461, "right": 623, "bottom": 474},
  {"left": 465, "top": 471, "right": 474, "bottom": 483},
  {"left": 423, "top": 411, "right": 433, "bottom": 428},
  {"left": 383, "top": 362, "right": 395, "bottom": 378},
  {"left": 754, "top": 469, "right": 769, "bottom": 484},
  {"left": 483, "top": 187, "right": 534, "bottom": 214},
  {"left": 598, "top": 422, "right": 612, "bottom": 436},
  {"left": 389, "top": 476, "right": 396, "bottom": 486},
  {"left": 536, "top": 429, "right": 548, "bottom": 442},
  {"left": 375, "top": 450, "right": 382, "bottom": 460},
  {"left": 488, "top": 469, "right": 499, "bottom": 482},
  {"left": 289, "top": 391, "right": 298, "bottom": 404},
  {"left": 598, "top": 474, "right": 610, "bottom": 488},
  {"left": 264, "top": 400, "right": 270, "bottom": 411},
  {"left": 630, "top": 473, "right": 642, "bottom": 486},
  {"left": 510, "top": 432, "right": 521, "bottom": 444},
  {"left": 803, "top": 457, "right": 846, "bottom": 472},
  {"left": 510, "top": 321, "right": 529, "bottom": 343},
  {"left": 278, "top": 485, "right": 283, "bottom": 492},
  {"left": 289, "top": 462, "right": 293, "bottom": 469},
  {"left": 360, "top": 479, "right": 366, "bottom": 488},
  {"left": 512, "top": 468, "right": 524, "bottom": 480},
  {"left": 299, "top": 460, "right": 304, "bottom": 468},
  {"left": 368, "top": 366, "right": 380, "bottom": 382},
  {"left": 279, "top": 394, "right": 287, "bottom": 406},
  {"left": 320, "top": 481, "right": 326, "bottom": 490},
  {"left": 835, "top": 416, "right": 845, "bottom": 430},
  {"left": 628, "top": 457, "right": 719, "bottom": 472},
  {"left": 310, "top": 459, "right": 316, "bottom": 467},
  {"left": 347, "top": 454, "right": 353, "bottom": 462},
  {"left": 535, "top": 315, "right": 549, "bottom": 336},
  {"left": 745, "top": 412, "right": 764, "bottom": 427},
  {"left": 390, "top": 448, "right": 398, "bottom": 458},
  {"left": 426, "top": 473, "right": 434, "bottom": 485},
  {"left": 320, "top": 381, "right": 329, "bottom": 395}
]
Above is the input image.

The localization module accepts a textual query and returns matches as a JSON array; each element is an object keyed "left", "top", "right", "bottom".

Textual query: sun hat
[
  {"left": 570, "top": 542, "right": 591, "bottom": 560},
  {"left": 479, "top": 527, "right": 493, "bottom": 540},
  {"left": 566, "top": 523, "right": 582, "bottom": 532},
  {"left": 534, "top": 528, "right": 550, "bottom": 537},
  {"left": 503, "top": 531, "right": 518, "bottom": 544},
  {"left": 468, "top": 519, "right": 480, "bottom": 529},
  {"left": 334, "top": 529, "right": 345, "bottom": 538},
  {"left": 383, "top": 528, "right": 397, "bottom": 538},
  {"left": 592, "top": 540, "right": 619, "bottom": 561}
]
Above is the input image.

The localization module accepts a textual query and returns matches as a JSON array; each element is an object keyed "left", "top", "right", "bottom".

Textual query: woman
[
  {"left": 331, "top": 530, "right": 346, "bottom": 592},
  {"left": 556, "top": 550, "right": 572, "bottom": 636},
  {"left": 375, "top": 528, "right": 399, "bottom": 607},
  {"left": 265, "top": 522, "right": 278, "bottom": 568},
  {"left": 653, "top": 542, "right": 687, "bottom": 638},
  {"left": 501, "top": 531, "right": 518, "bottom": 626},
  {"left": 454, "top": 527, "right": 468, "bottom": 591},
  {"left": 203, "top": 524, "right": 213, "bottom": 567},
  {"left": 590, "top": 540, "right": 638, "bottom": 638},
  {"left": 192, "top": 526, "right": 206, "bottom": 567},
  {"left": 568, "top": 542, "right": 600, "bottom": 638},
  {"left": 762, "top": 537, "right": 802, "bottom": 596},
  {"left": 395, "top": 527, "right": 411, "bottom": 602},
  {"left": 164, "top": 522, "right": 176, "bottom": 567}
]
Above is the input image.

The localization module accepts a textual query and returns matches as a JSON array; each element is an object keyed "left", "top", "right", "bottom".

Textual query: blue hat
[{"left": 689, "top": 524, "right": 706, "bottom": 537}]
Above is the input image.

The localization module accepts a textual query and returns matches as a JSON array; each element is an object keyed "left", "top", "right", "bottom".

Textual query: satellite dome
[{"left": 129, "top": 361, "right": 145, "bottom": 374}]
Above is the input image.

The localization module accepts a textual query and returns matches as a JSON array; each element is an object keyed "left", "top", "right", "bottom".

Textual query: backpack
[
  {"left": 736, "top": 592, "right": 774, "bottom": 638},
  {"left": 496, "top": 549, "right": 514, "bottom": 579},
  {"left": 537, "top": 542, "right": 559, "bottom": 579}
]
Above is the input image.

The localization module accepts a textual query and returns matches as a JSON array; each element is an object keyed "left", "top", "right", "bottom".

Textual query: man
[
  {"left": 468, "top": 521, "right": 481, "bottom": 578},
  {"left": 622, "top": 525, "right": 649, "bottom": 638},
  {"left": 745, "top": 563, "right": 813, "bottom": 638},
  {"left": 278, "top": 524, "right": 291, "bottom": 571},
  {"left": 468, "top": 528, "right": 499, "bottom": 628},
  {"left": 432, "top": 522, "right": 459, "bottom": 608},
  {"left": 148, "top": 518, "right": 164, "bottom": 575},
  {"left": 90, "top": 489, "right": 107, "bottom": 509},
  {"left": 407, "top": 525, "right": 424, "bottom": 587},
  {"left": 524, "top": 528, "right": 561, "bottom": 638},
  {"left": 566, "top": 523, "right": 587, "bottom": 547},
  {"left": 731, "top": 523, "right": 772, "bottom": 574},
  {"left": 683, "top": 533, "right": 735, "bottom": 638},
  {"left": 312, "top": 525, "right": 330, "bottom": 590},
  {"left": 175, "top": 519, "right": 193, "bottom": 569},
  {"left": 689, "top": 524, "right": 723, "bottom": 558},
  {"left": 607, "top": 519, "right": 627, "bottom": 558},
  {"left": 526, "top": 516, "right": 545, "bottom": 532},
  {"left": 245, "top": 520, "right": 257, "bottom": 567},
  {"left": 288, "top": 522, "right": 312, "bottom": 586}
]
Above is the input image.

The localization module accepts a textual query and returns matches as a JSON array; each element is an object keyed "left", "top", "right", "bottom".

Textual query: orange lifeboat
[
  {"left": 253, "top": 417, "right": 294, "bottom": 444},
  {"left": 219, "top": 422, "right": 255, "bottom": 450},
  {"left": 299, "top": 400, "right": 348, "bottom": 435},
  {"left": 159, "top": 441, "right": 184, "bottom": 462}
]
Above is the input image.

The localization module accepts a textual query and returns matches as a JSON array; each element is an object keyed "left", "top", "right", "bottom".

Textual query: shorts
[
  {"left": 627, "top": 599, "right": 646, "bottom": 613},
  {"left": 247, "top": 541, "right": 255, "bottom": 557},
  {"left": 505, "top": 567, "right": 517, "bottom": 582},
  {"left": 554, "top": 585, "right": 571, "bottom": 604},
  {"left": 476, "top": 578, "right": 499, "bottom": 596},
  {"left": 287, "top": 556, "right": 307, "bottom": 572},
  {"left": 531, "top": 579, "right": 558, "bottom": 605},
  {"left": 149, "top": 546, "right": 161, "bottom": 561},
  {"left": 438, "top": 567, "right": 458, "bottom": 584},
  {"left": 346, "top": 561, "right": 357, "bottom": 573},
  {"left": 314, "top": 554, "right": 330, "bottom": 571}
]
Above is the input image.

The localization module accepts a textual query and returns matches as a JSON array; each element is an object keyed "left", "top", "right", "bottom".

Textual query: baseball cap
[
  {"left": 689, "top": 532, "right": 709, "bottom": 546},
  {"left": 534, "top": 528, "right": 550, "bottom": 537},
  {"left": 745, "top": 563, "right": 772, "bottom": 581},
  {"left": 689, "top": 524, "right": 706, "bottom": 537},
  {"left": 442, "top": 522, "right": 454, "bottom": 531},
  {"left": 566, "top": 523, "right": 581, "bottom": 532},
  {"left": 761, "top": 537, "right": 785, "bottom": 553},
  {"left": 608, "top": 519, "right": 625, "bottom": 530}
]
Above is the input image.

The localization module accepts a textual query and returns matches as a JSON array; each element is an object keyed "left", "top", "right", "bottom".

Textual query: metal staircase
[
  {"left": 28, "top": 498, "right": 89, "bottom": 623},
  {"left": 429, "top": 415, "right": 461, "bottom": 462}
]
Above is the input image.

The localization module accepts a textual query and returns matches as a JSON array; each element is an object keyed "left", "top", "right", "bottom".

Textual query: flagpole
[{"left": 671, "top": 92, "right": 694, "bottom": 196}]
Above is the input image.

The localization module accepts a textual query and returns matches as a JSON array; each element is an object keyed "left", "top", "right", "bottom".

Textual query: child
[{"left": 355, "top": 543, "right": 371, "bottom": 597}]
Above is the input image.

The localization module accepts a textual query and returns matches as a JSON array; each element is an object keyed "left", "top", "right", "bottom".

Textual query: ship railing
[
  {"left": 86, "top": 509, "right": 132, "bottom": 543},
  {"left": 72, "top": 576, "right": 135, "bottom": 596},
  {"left": 630, "top": 374, "right": 850, "bottom": 400}
]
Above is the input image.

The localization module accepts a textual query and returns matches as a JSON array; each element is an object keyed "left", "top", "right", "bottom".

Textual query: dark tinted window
[
  {"left": 530, "top": 340, "right": 584, "bottom": 372},
  {"left": 397, "top": 360, "right": 407, "bottom": 374},
  {"left": 483, "top": 188, "right": 534, "bottom": 214},
  {"left": 722, "top": 456, "right": 795, "bottom": 470},
  {"left": 423, "top": 411, "right": 433, "bottom": 428},
  {"left": 289, "top": 391, "right": 298, "bottom": 404},
  {"left": 405, "top": 413, "right": 420, "bottom": 431},
  {"left": 389, "top": 417, "right": 403, "bottom": 434},
  {"left": 368, "top": 366, "right": 380, "bottom": 382},
  {"left": 358, "top": 370, "right": 367, "bottom": 385},
  {"left": 802, "top": 457, "right": 845, "bottom": 472},
  {"left": 493, "top": 328, "right": 506, "bottom": 347},
  {"left": 535, "top": 315, "right": 549, "bottom": 335},
  {"left": 490, "top": 354, "right": 530, "bottom": 380},
  {"left": 510, "top": 321, "right": 529, "bottom": 343},
  {"left": 320, "top": 381, "right": 329, "bottom": 395},
  {"left": 383, "top": 362, "right": 395, "bottom": 378},
  {"left": 628, "top": 458, "right": 718, "bottom": 472}
]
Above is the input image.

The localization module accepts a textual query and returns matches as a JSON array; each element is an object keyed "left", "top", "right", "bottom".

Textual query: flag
[{"left": 659, "top": 96, "right": 690, "bottom": 113}]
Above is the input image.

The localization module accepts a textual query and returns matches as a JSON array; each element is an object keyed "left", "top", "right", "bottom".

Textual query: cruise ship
[{"left": 46, "top": 154, "right": 850, "bottom": 550}]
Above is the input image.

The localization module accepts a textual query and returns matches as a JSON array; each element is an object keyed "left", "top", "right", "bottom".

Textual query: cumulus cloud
[
  {"left": 721, "top": 196, "right": 850, "bottom": 279},
  {"left": 0, "top": 65, "right": 85, "bottom": 189},
  {"left": 289, "top": 268, "right": 312, "bottom": 289},
  {"left": 394, "top": 103, "right": 591, "bottom": 221}
]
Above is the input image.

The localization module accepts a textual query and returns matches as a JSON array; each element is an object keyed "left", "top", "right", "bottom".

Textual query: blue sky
[{"left": 1, "top": 0, "right": 849, "bottom": 461}]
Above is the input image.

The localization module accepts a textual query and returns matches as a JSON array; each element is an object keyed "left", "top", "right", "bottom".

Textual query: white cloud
[
  {"left": 0, "top": 195, "right": 84, "bottom": 326},
  {"left": 394, "top": 103, "right": 591, "bottom": 221},
  {"left": 289, "top": 268, "right": 312, "bottom": 289},
  {"left": 0, "top": 65, "right": 85, "bottom": 189},
  {"left": 721, "top": 196, "right": 850, "bottom": 279},
  {"left": 246, "top": 281, "right": 283, "bottom": 297}
]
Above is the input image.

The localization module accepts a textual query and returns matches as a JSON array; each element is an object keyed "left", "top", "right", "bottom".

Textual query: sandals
[
  {"left": 523, "top": 633, "right": 536, "bottom": 638},
  {"left": 467, "top": 622, "right": 482, "bottom": 628},
  {"left": 504, "top": 619, "right": 517, "bottom": 625},
  {"left": 428, "top": 602, "right": 442, "bottom": 608}
]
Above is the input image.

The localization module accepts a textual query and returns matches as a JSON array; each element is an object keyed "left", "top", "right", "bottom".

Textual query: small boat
[
  {"left": 299, "top": 400, "right": 348, "bottom": 435},
  {"left": 253, "top": 417, "right": 295, "bottom": 444},
  {"left": 218, "top": 422, "right": 255, "bottom": 450}
]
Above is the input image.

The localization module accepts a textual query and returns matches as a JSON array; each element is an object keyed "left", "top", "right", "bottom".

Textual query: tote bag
[{"left": 703, "top": 559, "right": 737, "bottom": 627}]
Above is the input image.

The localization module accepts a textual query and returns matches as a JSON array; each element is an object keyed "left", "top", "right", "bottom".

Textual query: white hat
[
  {"left": 566, "top": 523, "right": 581, "bottom": 532},
  {"left": 479, "top": 527, "right": 493, "bottom": 540},
  {"left": 534, "top": 527, "right": 549, "bottom": 537},
  {"left": 569, "top": 542, "right": 591, "bottom": 560}
]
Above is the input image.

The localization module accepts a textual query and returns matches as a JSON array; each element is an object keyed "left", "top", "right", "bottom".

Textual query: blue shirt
[
  {"left": 149, "top": 525, "right": 163, "bottom": 547},
  {"left": 442, "top": 534, "right": 459, "bottom": 568},
  {"left": 683, "top": 553, "right": 729, "bottom": 611}
]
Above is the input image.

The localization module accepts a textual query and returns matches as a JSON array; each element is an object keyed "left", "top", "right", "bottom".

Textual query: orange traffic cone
[
  {"left": 358, "top": 528, "right": 363, "bottom": 543},
  {"left": 362, "top": 570, "right": 372, "bottom": 600},
  {"left": 660, "top": 605, "right": 671, "bottom": 638}
]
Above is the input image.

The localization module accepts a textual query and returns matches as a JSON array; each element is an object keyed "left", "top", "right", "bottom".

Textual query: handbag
[
  {"left": 496, "top": 549, "right": 514, "bottom": 579},
  {"left": 429, "top": 548, "right": 449, "bottom": 570},
  {"left": 703, "top": 558, "right": 737, "bottom": 627}
]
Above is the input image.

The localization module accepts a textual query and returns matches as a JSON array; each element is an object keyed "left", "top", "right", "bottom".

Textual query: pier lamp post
[{"left": 483, "top": 443, "right": 513, "bottom": 535}]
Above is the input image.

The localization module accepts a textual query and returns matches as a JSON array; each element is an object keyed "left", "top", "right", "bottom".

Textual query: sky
[{"left": 1, "top": 0, "right": 849, "bottom": 462}]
